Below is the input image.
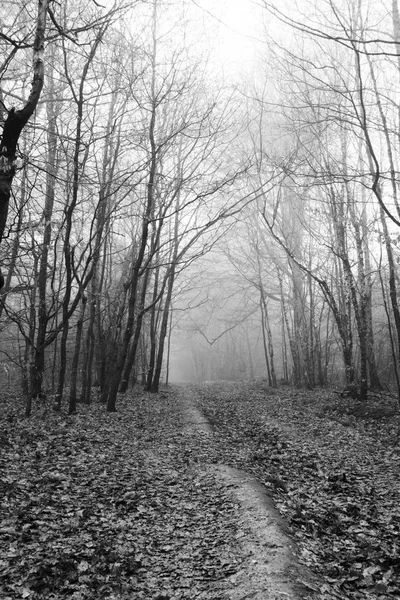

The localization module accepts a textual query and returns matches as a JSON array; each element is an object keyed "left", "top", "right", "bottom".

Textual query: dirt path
[
  {"left": 174, "top": 385, "right": 322, "bottom": 599},
  {"left": 0, "top": 384, "right": 326, "bottom": 600},
  {"left": 4, "top": 382, "right": 399, "bottom": 598}
]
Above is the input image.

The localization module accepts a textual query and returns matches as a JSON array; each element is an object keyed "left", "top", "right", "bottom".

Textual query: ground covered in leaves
[
  {"left": 195, "top": 381, "right": 400, "bottom": 600},
  {"left": 1, "top": 382, "right": 400, "bottom": 599},
  {"left": 0, "top": 390, "right": 242, "bottom": 600}
]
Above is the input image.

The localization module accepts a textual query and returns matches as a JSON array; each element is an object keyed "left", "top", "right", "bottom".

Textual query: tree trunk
[
  {"left": 69, "top": 297, "right": 87, "bottom": 414},
  {"left": 119, "top": 267, "right": 151, "bottom": 393},
  {"left": 260, "top": 292, "right": 272, "bottom": 386},
  {"left": 260, "top": 286, "right": 277, "bottom": 386},
  {"left": 150, "top": 266, "right": 176, "bottom": 393},
  {"left": 144, "top": 266, "right": 161, "bottom": 392},
  {"left": 165, "top": 307, "right": 173, "bottom": 386},
  {"left": 55, "top": 25, "right": 106, "bottom": 408},
  {"left": 80, "top": 88, "right": 121, "bottom": 403},
  {"left": 31, "top": 54, "right": 58, "bottom": 400},
  {"left": 278, "top": 270, "right": 289, "bottom": 382},
  {"left": 0, "top": 0, "right": 48, "bottom": 285},
  {"left": 0, "top": 161, "right": 27, "bottom": 318},
  {"left": 106, "top": 0, "right": 158, "bottom": 411}
]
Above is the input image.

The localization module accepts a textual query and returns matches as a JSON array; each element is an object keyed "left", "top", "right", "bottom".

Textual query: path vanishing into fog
[
  {"left": 170, "top": 385, "right": 322, "bottom": 599},
  {"left": 1, "top": 382, "right": 324, "bottom": 600}
]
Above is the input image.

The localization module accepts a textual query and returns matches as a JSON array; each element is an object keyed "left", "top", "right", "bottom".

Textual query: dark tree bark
[
  {"left": 0, "top": 0, "right": 49, "bottom": 285},
  {"left": 144, "top": 264, "right": 161, "bottom": 392},
  {"left": 260, "top": 291, "right": 272, "bottom": 386},
  {"left": 264, "top": 211, "right": 357, "bottom": 392},
  {"left": 119, "top": 268, "right": 151, "bottom": 393},
  {"left": 150, "top": 266, "right": 177, "bottom": 393},
  {"left": 260, "top": 285, "right": 277, "bottom": 387},
  {"left": 30, "top": 51, "right": 58, "bottom": 401},
  {"left": 106, "top": 1, "right": 158, "bottom": 412},
  {"left": 0, "top": 163, "right": 26, "bottom": 318},
  {"left": 54, "top": 23, "right": 107, "bottom": 409},
  {"left": 80, "top": 89, "right": 122, "bottom": 404},
  {"left": 69, "top": 296, "right": 87, "bottom": 414}
]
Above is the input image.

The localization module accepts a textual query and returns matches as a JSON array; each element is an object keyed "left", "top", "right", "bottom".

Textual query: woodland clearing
[{"left": 0, "top": 382, "right": 399, "bottom": 599}]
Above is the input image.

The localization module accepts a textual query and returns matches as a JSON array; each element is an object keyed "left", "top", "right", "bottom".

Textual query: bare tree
[{"left": 0, "top": 0, "right": 49, "bottom": 287}]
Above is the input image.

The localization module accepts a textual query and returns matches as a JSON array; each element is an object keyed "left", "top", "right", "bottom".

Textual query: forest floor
[{"left": 0, "top": 381, "right": 400, "bottom": 599}]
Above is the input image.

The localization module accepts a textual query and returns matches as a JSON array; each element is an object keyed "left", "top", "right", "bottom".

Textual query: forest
[
  {"left": 1, "top": 0, "right": 400, "bottom": 411},
  {"left": 2, "top": 2, "right": 400, "bottom": 599}
]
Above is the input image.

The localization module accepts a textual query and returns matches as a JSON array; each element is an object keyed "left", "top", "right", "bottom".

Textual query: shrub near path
[{"left": 195, "top": 381, "right": 400, "bottom": 600}]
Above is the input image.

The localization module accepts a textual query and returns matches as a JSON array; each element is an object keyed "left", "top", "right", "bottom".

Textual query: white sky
[{"left": 193, "top": 0, "right": 265, "bottom": 77}]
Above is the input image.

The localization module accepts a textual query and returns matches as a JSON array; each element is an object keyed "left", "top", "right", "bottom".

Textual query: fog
[{"left": 1, "top": 0, "right": 399, "bottom": 401}]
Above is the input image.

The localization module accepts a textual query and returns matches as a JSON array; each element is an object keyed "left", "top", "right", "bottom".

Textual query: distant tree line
[{"left": 1, "top": 0, "right": 400, "bottom": 412}]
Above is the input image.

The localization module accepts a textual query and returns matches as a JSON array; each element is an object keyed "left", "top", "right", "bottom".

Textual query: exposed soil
[
  {"left": 176, "top": 386, "right": 322, "bottom": 599},
  {"left": 194, "top": 381, "right": 400, "bottom": 600}
]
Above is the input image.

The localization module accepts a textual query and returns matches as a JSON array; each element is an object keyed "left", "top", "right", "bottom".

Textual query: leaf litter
[
  {"left": 194, "top": 380, "right": 400, "bottom": 600},
  {"left": 0, "top": 389, "right": 241, "bottom": 600},
  {"left": 2, "top": 381, "right": 399, "bottom": 600}
]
